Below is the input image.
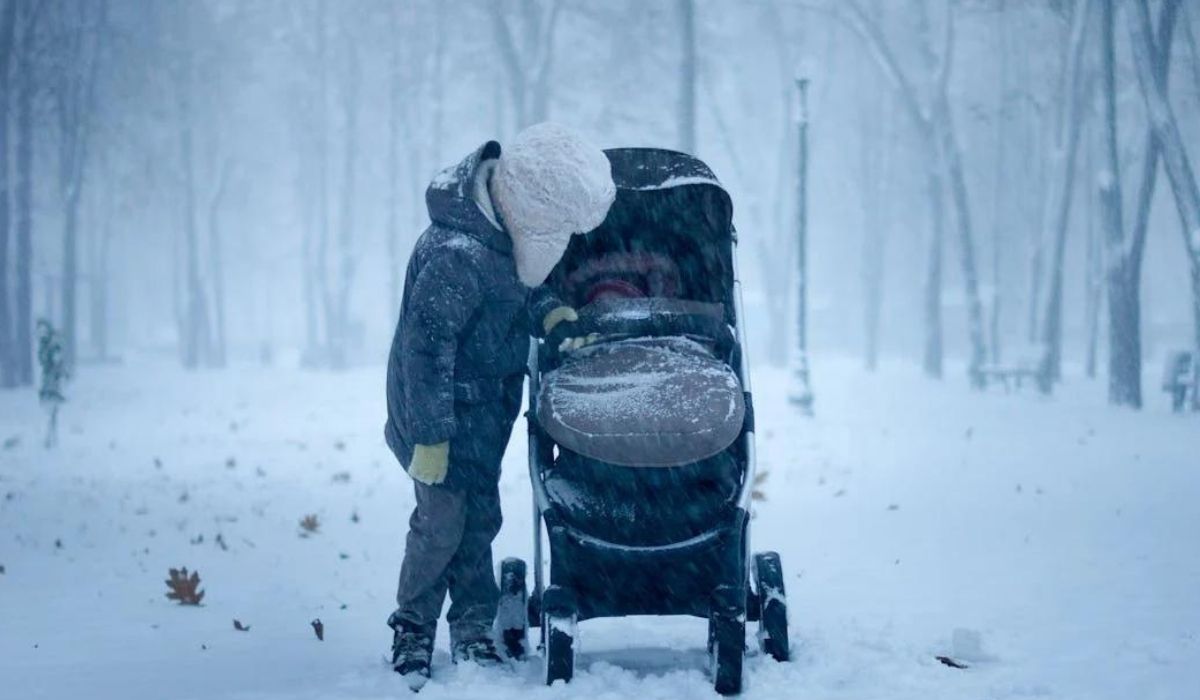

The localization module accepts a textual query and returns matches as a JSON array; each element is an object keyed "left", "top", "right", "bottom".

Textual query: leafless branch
[
  {"left": 530, "top": 0, "right": 562, "bottom": 86},
  {"left": 842, "top": 0, "right": 931, "bottom": 128},
  {"left": 1180, "top": 0, "right": 1200, "bottom": 100},
  {"left": 934, "top": 0, "right": 955, "bottom": 100},
  {"left": 490, "top": 2, "right": 525, "bottom": 91},
  {"left": 1129, "top": 0, "right": 1181, "bottom": 271}
]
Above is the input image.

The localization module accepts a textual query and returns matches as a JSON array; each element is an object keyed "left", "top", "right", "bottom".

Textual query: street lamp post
[{"left": 790, "top": 77, "right": 815, "bottom": 415}]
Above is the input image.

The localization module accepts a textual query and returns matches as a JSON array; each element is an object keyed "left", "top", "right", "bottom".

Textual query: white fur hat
[{"left": 491, "top": 123, "right": 616, "bottom": 287}]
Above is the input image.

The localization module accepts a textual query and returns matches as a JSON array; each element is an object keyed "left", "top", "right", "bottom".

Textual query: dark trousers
[{"left": 392, "top": 477, "right": 503, "bottom": 645}]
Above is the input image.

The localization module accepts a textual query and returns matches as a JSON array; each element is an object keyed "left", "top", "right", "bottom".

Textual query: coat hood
[{"left": 425, "top": 141, "right": 512, "bottom": 255}]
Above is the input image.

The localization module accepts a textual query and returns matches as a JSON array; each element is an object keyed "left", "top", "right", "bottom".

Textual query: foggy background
[
  {"left": 4, "top": 3, "right": 1200, "bottom": 697},
  {"left": 2, "top": 0, "right": 1200, "bottom": 401}
]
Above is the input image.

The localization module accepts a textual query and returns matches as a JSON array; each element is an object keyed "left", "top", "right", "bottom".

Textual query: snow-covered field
[{"left": 1, "top": 357, "right": 1197, "bottom": 699}]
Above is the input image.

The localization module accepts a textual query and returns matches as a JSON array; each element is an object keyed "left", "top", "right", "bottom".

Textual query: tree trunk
[
  {"left": 935, "top": 102, "right": 988, "bottom": 388},
  {"left": 1125, "top": 0, "right": 1200, "bottom": 410},
  {"left": 312, "top": 0, "right": 330, "bottom": 367},
  {"left": 329, "top": 38, "right": 359, "bottom": 370},
  {"left": 1036, "top": 0, "right": 1094, "bottom": 393},
  {"left": 529, "top": 0, "right": 558, "bottom": 124},
  {"left": 14, "top": 0, "right": 34, "bottom": 385},
  {"left": 1024, "top": 65, "right": 1049, "bottom": 345},
  {"left": 386, "top": 4, "right": 402, "bottom": 319},
  {"left": 431, "top": 0, "right": 445, "bottom": 160},
  {"left": 61, "top": 194, "right": 80, "bottom": 372},
  {"left": 917, "top": 0, "right": 985, "bottom": 386},
  {"left": 1099, "top": 0, "right": 1140, "bottom": 407},
  {"left": 177, "top": 34, "right": 210, "bottom": 370},
  {"left": 207, "top": 161, "right": 231, "bottom": 368},
  {"left": 860, "top": 84, "right": 887, "bottom": 372},
  {"left": 1182, "top": 2, "right": 1200, "bottom": 99},
  {"left": 1093, "top": 0, "right": 1182, "bottom": 401},
  {"left": 172, "top": 187, "right": 184, "bottom": 359},
  {"left": 294, "top": 1, "right": 322, "bottom": 367},
  {"left": 678, "top": 0, "right": 697, "bottom": 155},
  {"left": 1084, "top": 123, "right": 1103, "bottom": 379},
  {"left": 88, "top": 201, "right": 113, "bottom": 361},
  {"left": 0, "top": 0, "right": 15, "bottom": 387},
  {"left": 989, "top": 1, "right": 1009, "bottom": 366},
  {"left": 1106, "top": 259, "right": 1142, "bottom": 406},
  {"left": 492, "top": 0, "right": 561, "bottom": 130},
  {"left": 301, "top": 186, "right": 319, "bottom": 366},
  {"left": 1114, "top": 0, "right": 1179, "bottom": 389},
  {"left": 923, "top": 161, "right": 945, "bottom": 380},
  {"left": 60, "top": 0, "right": 105, "bottom": 373}
]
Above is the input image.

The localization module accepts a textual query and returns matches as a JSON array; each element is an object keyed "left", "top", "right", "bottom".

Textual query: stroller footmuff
[
  {"left": 538, "top": 331, "right": 745, "bottom": 468},
  {"left": 498, "top": 149, "right": 790, "bottom": 695}
]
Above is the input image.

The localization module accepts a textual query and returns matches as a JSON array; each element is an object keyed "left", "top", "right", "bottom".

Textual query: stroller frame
[{"left": 498, "top": 149, "right": 789, "bottom": 696}]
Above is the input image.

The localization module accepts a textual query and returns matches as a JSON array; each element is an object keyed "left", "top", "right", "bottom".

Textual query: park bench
[
  {"left": 1161, "top": 350, "right": 1196, "bottom": 412},
  {"left": 978, "top": 347, "right": 1042, "bottom": 392}
]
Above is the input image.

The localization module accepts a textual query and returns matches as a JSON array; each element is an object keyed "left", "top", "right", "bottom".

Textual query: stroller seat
[{"left": 535, "top": 333, "right": 746, "bottom": 468}]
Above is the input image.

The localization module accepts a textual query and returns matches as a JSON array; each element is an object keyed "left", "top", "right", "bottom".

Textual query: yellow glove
[
  {"left": 409, "top": 442, "right": 449, "bottom": 485},
  {"left": 558, "top": 333, "right": 602, "bottom": 353},
  {"left": 542, "top": 306, "right": 578, "bottom": 336}
]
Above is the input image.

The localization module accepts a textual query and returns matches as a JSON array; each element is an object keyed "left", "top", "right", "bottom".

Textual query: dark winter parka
[{"left": 385, "top": 141, "right": 558, "bottom": 490}]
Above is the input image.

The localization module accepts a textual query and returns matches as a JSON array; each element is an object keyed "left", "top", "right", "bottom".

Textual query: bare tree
[
  {"left": 386, "top": 2, "right": 403, "bottom": 318},
  {"left": 491, "top": 0, "right": 562, "bottom": 128},
  {"left": 85, "top": 168, "right": 115, "bottom": 362},
  {"left": 1083, "top": 116, "right": 1104, "bottom": 378},
  {"left": 1182, "top": 6, "right": 1200, "bottom": 103},
  {"left": 384, "top": 3, "right": 431, "bottom": 322},
  {"left": 429, "top": 0, "right": 445, "bottom": 164},
  {"left": 303, "top": 0, "right": 330, "bottom": 367},
  {"left": 988, "top": 0, "right": 1011, "bottom": 366},
  {"left": 753, "top": 0, "right": 804, "bottom": 368},
  {"left": 325, "top": 24, "right": 359, "bottom": 370},
  {"left": 0, "top": 0, "right": 16, "bottom": 387},
  {"left": 1035, "top": 0, "right": 1094, "bottom": 393},
  {"left": 13, "top": 0, "right": 40, "bottom": 385},
  {"left": 1098, "top": 0, "right": 1137, "bottom": 406},
  {"left": 829, "top": 1, "right": 944, "bottom": 377},
  {"left": 1125, "top": 0, "right": 1200, "bottom": 409},
  {"left": 207, "top": 158, "right": 232, "bottom": 367},
  {"left": 922, "top": 2, "right": 988, "bottom": 388},
  {"left": 1095, "top": 0, "right": 1182, "bottom": 407},
  {"left": 174, "top": 12, "right": 213, "bottom": 370},
  {"left": 858, "top": 67, "right": 890, "bottom": 372},
  {"left": 286, "top": 0, "right": 362, "bottom": 370},
  {"left": 51, "top": 0, "right": 107, "bottom": 372},
  {"left": 836, "top": 0, "right": 987, "bottom": 385},
  {"left": 677, "top": 0, "right": 697, "bottom": 154}
]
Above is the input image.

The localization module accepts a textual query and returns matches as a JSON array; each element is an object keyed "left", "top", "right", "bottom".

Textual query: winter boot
[
  {"left": 451, "top": 637, "right": 505, "bottom": 667},
  {"left": 390, "top": 617, "right": 434, "bottom": 691}
]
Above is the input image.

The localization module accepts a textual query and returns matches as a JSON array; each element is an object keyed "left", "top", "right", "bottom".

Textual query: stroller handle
[{"left": 542, "top": 298, "right": 734, "bottom": 364}]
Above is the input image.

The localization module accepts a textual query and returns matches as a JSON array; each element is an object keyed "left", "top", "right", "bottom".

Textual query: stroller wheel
[
  {"left": 709, "top": 586, "right": 745, "bottom": 695},
  {"left": 542, "top": 585, "right": 577, "bottom": 686},
  {"left": 495, "top": 558, "right": 529, "bottom": 660},
  {"left": 753, "top": 552, "right": 790, "bottom": 662}
]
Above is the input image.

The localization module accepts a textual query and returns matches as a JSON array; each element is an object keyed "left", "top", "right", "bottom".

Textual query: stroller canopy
[{"left": 548, "top": 148, "right": 738, "bottom": 323}]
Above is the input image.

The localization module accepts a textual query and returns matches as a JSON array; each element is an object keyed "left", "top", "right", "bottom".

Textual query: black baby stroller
[{"left": 495, "top": 148, "right": 789, "bottom": 695}]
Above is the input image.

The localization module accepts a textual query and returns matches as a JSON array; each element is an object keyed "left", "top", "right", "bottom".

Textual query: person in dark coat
[{"left": 384, "top": 123, "right": 615, "bottom": 686}]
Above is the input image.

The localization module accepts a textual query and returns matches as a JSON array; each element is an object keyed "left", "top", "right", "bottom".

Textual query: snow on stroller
[{"left": 496, "top": 148, "right": 789, "bottom": 695}]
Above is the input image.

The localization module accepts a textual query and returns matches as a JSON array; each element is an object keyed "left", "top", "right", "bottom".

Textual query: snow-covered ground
[{"left": 1, "top": 357, "right": 1197, "bottom": 699}]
